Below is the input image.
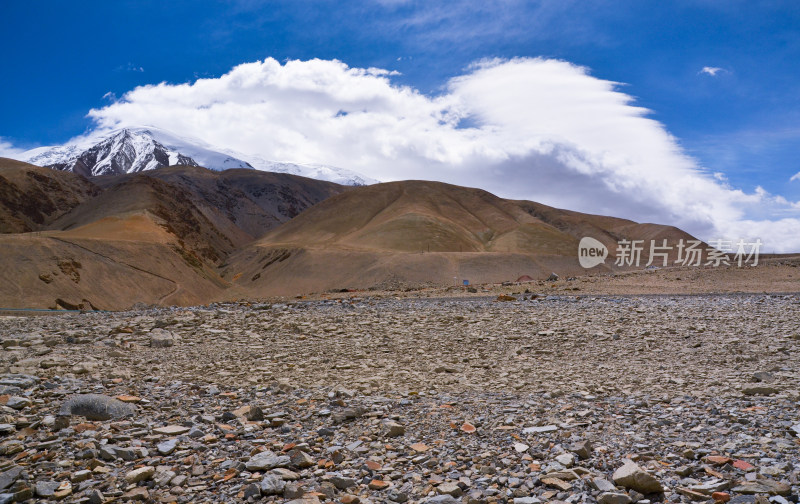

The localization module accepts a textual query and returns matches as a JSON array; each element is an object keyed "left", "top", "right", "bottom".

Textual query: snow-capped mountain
[
  {"left": 245, "top": 158, "right": 378, "bottom": 186},
  {"left": 18, "top": 128, "right": 253, "bottom": 177},
  {"left": 16, "top": 127, "right": 376, "bottom": 186}
]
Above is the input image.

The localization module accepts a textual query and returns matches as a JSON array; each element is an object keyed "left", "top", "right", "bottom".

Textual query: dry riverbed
[{"left": 0, "top": 294, "right": 798, "bottom": 503}]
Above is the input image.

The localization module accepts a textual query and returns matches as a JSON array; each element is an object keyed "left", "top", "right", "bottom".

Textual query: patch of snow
[
  {"left": 18, "top": 145, "right": 82, "bottom": 167},
  {"left": 244, "top": 157, "right": 378, "bottom": 186}
]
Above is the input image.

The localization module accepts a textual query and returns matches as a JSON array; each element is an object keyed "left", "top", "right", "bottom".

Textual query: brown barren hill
[
  {"left": 3, "top": 162, "right": 725, "bottom": 307},
  {"left": 0, "top": 157, "right": 99, "bottom": 233},
  {"left": 223, "top": 180, "right": 700, "bottom": 297},
  {"left": 0, "top": 162, "right": 344, "bottom": 309}
]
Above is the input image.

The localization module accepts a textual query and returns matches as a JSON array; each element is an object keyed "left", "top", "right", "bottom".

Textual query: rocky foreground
[{"left": 0, "top": 294, "right": 799, "bottom": 504}]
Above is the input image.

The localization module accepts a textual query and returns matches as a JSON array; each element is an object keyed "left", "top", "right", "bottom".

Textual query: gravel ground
[{"left": 0, "top": 294, "right": 798, "bottom": 503}]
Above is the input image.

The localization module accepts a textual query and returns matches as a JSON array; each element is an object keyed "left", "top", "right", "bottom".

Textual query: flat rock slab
[
  {"left": 0, "top": 374, "right": 39, "bottom": 388},
  {"left": 741, "top": 386, "right": 779, "bottom": 396},
  {"left": 598, "top": 492, "right": 633, "bottom": 504},
  {"left": 524, "top": 425, "right": 558, "bottom": 434},
  {"left": 0, "top": 466, "right": 22, "bottom": 491},
  {"left": 732, "top": 480, "right": 791, "bottom": 496},
  {"left": 153, "top": 425, "right": 190, "bottom": 435}
]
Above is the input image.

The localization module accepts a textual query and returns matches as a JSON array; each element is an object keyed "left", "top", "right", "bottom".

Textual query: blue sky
[{"left": 3, "top": 1, "right": 800, "bottom": 249}]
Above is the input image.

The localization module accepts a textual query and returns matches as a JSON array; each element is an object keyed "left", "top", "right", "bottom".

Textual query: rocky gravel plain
[{"left": 0, "top": 294, "right": 799, "bottom": 504}]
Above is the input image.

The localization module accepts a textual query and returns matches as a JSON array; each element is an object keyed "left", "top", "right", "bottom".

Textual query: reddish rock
[
  {"left": 705, "top": 455, "right": 732, "bottom": 466},
  {"left": 74, "top": 423, "right": 97, "bottom": 433},
  {"left": 712, "top": 492, "right": 731, "bottom": 503},
  {"left": 365, "top": 460, "right": 382, "bottom": 471},
  {"left": 115, "top": 395, "right": 141, "bottom": 403},
  {"left": 368, "top": 479, "right": 391, "bottom": 490}
]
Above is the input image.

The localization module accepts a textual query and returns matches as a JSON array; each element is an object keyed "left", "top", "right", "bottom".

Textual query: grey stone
[
  {"left": 289, "top": 448, "right": 314, "bottom": 468},
  {"left": 0, "top": 374, "right": 39, "bottom": 388},
  {"left": 246, "top": 405, "right": 264, "bottom": 421},
  {"left": 598, "top": 493, "right": 633, "bottom": 504},
  {"left": 741, "top": 386, "right": 779, "bottom": 396},
  {"left": 769, "top": 497, "right": 790, "bottom": 504},
  {"left": 732, "top": 480, "right": 791, "bottom": 496},
  {"left": 513, "top": 498, "right": 541, "bottom": 504},
  {"left": 0, "top": 466, "right": 22, "bottom": 491},
  {"left": 35, "top": 481, "right": 60, "bottom": 498},
  {"left": 591, "top": 477, "right": 618, "bottom": 492},
  {"left": 571, "top": 440, "right": 592, "bottom": 459},
  {"left": 157, "top": 438, "right": 178, "bottom": 456},
  {"left": 424, "top": 496, "right": 460, "bottom": 504},
  {"left": 59, "top": 394, "right": 136, "bottom": 420},
  {"left": 330, "top": 475, "right": 356, "bottom": 490},
  {"left": 246, "top": 450, "right": 291, "bottom": 471},
  {"left": 555, "top": 453, "right": 575, "bottom": 467},
  {"left": 437, "top": 482, "right": 463, "bottom": 497},
  {"left": 286, "top": 497, "right": 321, "bottom": 504},
  {"left": 386, "top": 421, "right": 405, "bottom": 437},
  {"left": 317, "top": 481, "right": 337, "bottom": 499},
  {"left": 187, "top": 426, "right": 204, "bottom": 438},
  {"left": 243, "top": 483, "right": 261, "bottom": 500},
  {"left": 150, "top": 328, "right": 175, "bottom": 348},
  {"left": 88, "top": 489, "right": 105, "bottom": 504},
  {"left": 523, "top": 425, "right": 558, "bottom": 434},
  {"left": 70, "top": 470, "right": 91, "bottom": 483},
  {"left": 5, "top": 396, "right": 31, "bottom": 410},
  {"left": 689, "top": 479, "right": 729, "bottom": 495},
  {"left": 153, "top": 469, "right": 176, "bottom": 487},
  {"left": 283, "top": 483, "right": 305, "bottom": 499},
  {"left": 752, "top": 371, "right": 775, "bottom": 382},
  {"left": 612, "top": 460, "right": 664, "bottom": 494},
  {"left": 260, "top": 474, "right": 286, "bottom": 495},
  {"left": 389, "top": 490, "right": 410, "bottom": 502},
  {"left": 114, "top": 446, "right": 136, "bottom": 461}
]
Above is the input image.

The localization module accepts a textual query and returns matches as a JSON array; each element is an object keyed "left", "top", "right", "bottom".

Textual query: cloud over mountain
[{"left": 83, "top": 57, "right": 800, "bottom": 252}]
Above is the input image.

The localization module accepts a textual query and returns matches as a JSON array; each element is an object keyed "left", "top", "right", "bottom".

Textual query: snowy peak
[
  {"left": 18, "top": 128, "right": 253, "bottom": 177},
  {"left": 76, "top": 129, "right": 198, "bottom": 176},
  {"left": 16, "top": 126, "right": 376, "bottom": 186}
]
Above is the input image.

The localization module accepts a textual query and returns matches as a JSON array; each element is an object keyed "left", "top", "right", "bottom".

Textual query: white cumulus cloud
[
  {"left": 0, "top": 137, "right": 24, "bottom": 158},
  {"left": 700, "top": 66, "right": 726, "bottom": 76},
  {"left": 86, "top": 57, "right": 800, "bottom": 251}
]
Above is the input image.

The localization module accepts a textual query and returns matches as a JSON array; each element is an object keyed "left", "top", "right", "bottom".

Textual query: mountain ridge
[
  {"left": 15, "top": 126, "right": 376, "bottom": 185},
  {"left": 221, "top": 179, "right": 700, "bottom": 296},
  {"left": 0, "top": 159, "right": 704, "bottom": 308}
]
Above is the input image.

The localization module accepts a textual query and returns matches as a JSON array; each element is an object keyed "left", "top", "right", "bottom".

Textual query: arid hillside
[
  {"left": 0, "top": 159, "right": 343, "bottom": 309},
  {"left": 222, "top": 180, "right": 699, "bottom": 297},
  {"left": 3, "top": 161, "right": 751, "bottom": 308}
]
